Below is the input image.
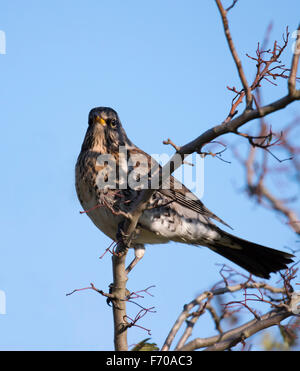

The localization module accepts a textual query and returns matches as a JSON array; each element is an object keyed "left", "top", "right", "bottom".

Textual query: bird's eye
[{"left": 110, "top": 120, "right": 117, "bottom": 129}]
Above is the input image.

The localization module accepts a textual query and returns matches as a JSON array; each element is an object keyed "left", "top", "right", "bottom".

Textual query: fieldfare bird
[{"left": 75, "top": 107, "right": 294, "bottom": 278}]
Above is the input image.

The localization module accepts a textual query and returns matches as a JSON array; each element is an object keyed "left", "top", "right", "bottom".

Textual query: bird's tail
[{"left": 206, "top": 231, "right": 294, "bottom": 279}]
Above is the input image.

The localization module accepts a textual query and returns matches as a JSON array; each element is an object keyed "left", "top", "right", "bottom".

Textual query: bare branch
[
  {"left": 163, "top": 138, "right": 181, "bottom": 152},
  {"left": 225, "top": 0, "right": 238, "bottom": 12},
  {"left": 174, "top": 303, "right": 207, "bottom": 350},
  {"left": 66, "top": 283, "right": 115, "bottom": 300},
  {"left": 161, "top": 279, "right": 288, "bottom": 351},
  {"left": 215, "top": 0, "right": 252, "bottom": 108},
  {"left": 180, "top": 309, "right": 292, "bottom": 351}
]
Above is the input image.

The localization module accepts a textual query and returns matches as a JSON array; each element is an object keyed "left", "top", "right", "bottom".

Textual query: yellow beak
[{"left": 95, "top": 116, "right": 106, "bottom": 126}]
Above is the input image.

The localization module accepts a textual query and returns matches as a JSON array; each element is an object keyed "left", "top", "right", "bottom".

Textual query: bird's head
[{"left": 87, "top": 107, "right": 132, "bottom": 152}]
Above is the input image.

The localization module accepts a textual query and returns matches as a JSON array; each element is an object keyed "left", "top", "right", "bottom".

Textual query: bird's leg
[
  {"left": 116, "top": 222, "right": 144, "bottom": 274},
  {"left": 115, "top": 221, "right": 129, "bottom": 255},
  {"left": 126, "top": 245, "right": 145, "bottom": 274}
]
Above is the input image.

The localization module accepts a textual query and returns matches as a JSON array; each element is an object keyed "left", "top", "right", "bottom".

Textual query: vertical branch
[
  {"left": 289, "top": 24, "right": 300, "bottom": 96},
  {"left": 111, "top": 247, "right": 129, "bottom": 351},
  {"left": 215, "top": 0, "right": 253, "bottom": 108}
]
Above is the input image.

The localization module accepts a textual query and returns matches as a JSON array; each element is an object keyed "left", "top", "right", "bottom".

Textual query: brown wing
[
  {"left": 129, "top": 146, "right": 232, "bottom": 229},
  {"left": 158, "top": 176, "right": 233, "bottom": 230}
]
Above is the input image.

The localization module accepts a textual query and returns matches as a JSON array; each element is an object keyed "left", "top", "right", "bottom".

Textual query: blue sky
[{"left": 0, "top": 0, "right": 299, "bottom": 350}]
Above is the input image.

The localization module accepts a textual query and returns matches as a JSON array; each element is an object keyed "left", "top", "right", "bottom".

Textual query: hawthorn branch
[
  {"left": 110, "top": 5, "right": 300, "bottom": 351},
  {"left": 114, "top": 38, "right": 299, "bottom": 349},
  {"left": 115, "top": 5, "right": 300, "bottom": 264}
]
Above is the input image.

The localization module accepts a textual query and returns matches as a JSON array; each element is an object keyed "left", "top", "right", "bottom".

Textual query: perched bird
[{"left": 75, "top": 107, "right": 294, "bottom": 278}]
